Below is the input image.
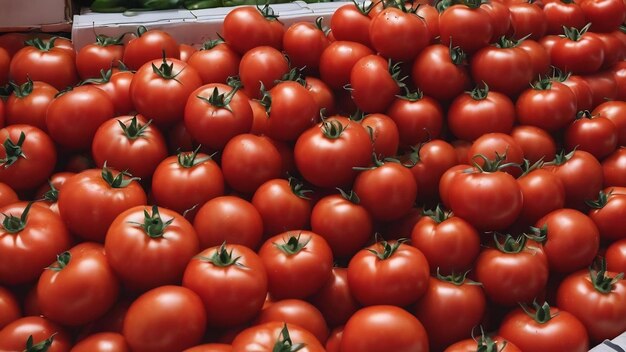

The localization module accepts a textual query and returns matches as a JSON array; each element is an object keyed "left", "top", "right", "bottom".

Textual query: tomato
[
  {"left": 545, "top": 150, "right": 603, "bottom": 209},
  {"left": 183, "top": 344, "right": 232, "bottom": 352},
  {"left": 183, "top": 243, "right": 267, "bottom": 328},
  {"left": 348, "top": 240, "right": 429, "bottom": 306},
  {"left": 122, "top": 26, "right": 180, "bottom": 71},
  {"left": 92, "top": 115, "right": 168, "bottom": 179},
  {"left": 591, "top": 32, "right": 624, "bottom": 68},
  {"left": 519, "top": 39, "right": 551, "bottom": 76},
  {"left": 5, "top": 79, "right": 57, "bottom": 131},
  {"left": 35, "top": 171, "right": 70, "bottom": 215},
  {"left": 309, "top": 267, "right": 360, "bottom": 328},
  {"left": 331, "top": 3, "right": 373, "bottom": 48},
  {"left": 325, "top": 327, "right": 342, "bottom": 352},
  {"left": 0, "top": 202, "right": 71, "bottom": 285},
  {"left": 516, "top": 79, "right": 577, "bottom": 132},
  {"left": 305, "top": 77, "right": 335, "bottom": 116},
  {"left": 360, "top": 113, "right": 399, "bottom": 158},
  {"left": 221, "top": 134, "right": 283, "bottom": 194},
  {"left": 319, "top": 41, "right": 374, "bottom": 90},
  {"left": 511, "top": 125, "right": 557, "bottom": 164},
  {"left": 0, "top": 287, "right": 20, "bottom": 330},
  {"left": 557, "top": 260, "right": 626, "bottom": 343},
  {"left": 543, "top": 0, "right": 586, "bottom": 34},
  {"left": 439, "top": 4, "right": 494, "bottom": 54},
  {"left": 258, "top": 231, "right": 333, "bottom": 299},
  {"left": 262, "top": 80, "right": 318, "bottom": 142},
  {"left": 58, "top": 167, "right": 147, "bottom": 242},
  {"left": 369, "top": 6, "right": 429, "bottom": 61},
  {"left": 46, "top": 85, "right": 115, "bottom": 150},
  {"left": 76, "top": 34, "right": 125, "bottom": 79},
  {"left": 447, "top": 85, "right": 516, "bottom": 141},
  {"left": 187, "top": 39, "right": 241, "bottom": 85},
  {"left": 123, "top": 286, "right": 206, "bottom": 352},
  {"left": 444, "top": 334, "right": 521, "bottom": 352},
  {"left": 411, "top": 206, "right": 480, "bottom": 274},
  {"left": 256, "top": 299, "right": 328, "bottom": 344},
  {"left": 71, "top": 332, "right": 130, "bottom": 352},
  {"left": 193, "top": 196, "right": 262, "bottom": 250},
  {"left": 417, "top": 4, "right": 440, "bottom": 42},
  {"left": 603, "top": 147, "right": 626, "bottom": 187},
  {"left": 518, "top": 165, "right": 566, "bottom": 224},
  {"left": 232, "top": 321, "right": 325, "bottom": 352},
  {"left": 386, "top": 90, "right": 444, "bottom": 149},
  {"left": 0, "top": 33, "right": 27, "bottom": 57},
  {"left": 499, "top": 302, "right": 589, "bottom": 352},
  {"left": 583, "top": 71, "right": 618, "bottom": 108},
  {"left": 414, "top": 272, "right": 486, "bottom": 351},
  {"left": 178, "top": 43, "right": 196, "bottom": 62},
  {"left": 552, "top": 25, "right": 605, "bottom": 75},
  {"left": 295, "top": 117, "right": 372, "bottom": 188},
  {"left": 252, "top": 178, "right": 311, "bottom": 237},
  {"left": 37, "top": 243, "right": 119, "bottom": 326},
  {"left": 468, "top": 132, "right": 524, "bottom": 176},
  {"left": 593, "top": 100, "right": 626, "bottom": 145},
  {"left": 580, "top": 0, "right": 626, "bottom": 32},
  {"left": 0, "top": 47, "right": 8, "bottom": 86},
  {"left": 439, "top": 164, "right": 473, "bottom": 208},
  {"left": 587, "top": 191, "right": 626, "bottom": 240},
  {"left": 558, "top": 74, "right": 594, "bottom": 111},
  {"left": 0, "top": 316, "right": 71, "bottom": 352},
  {"left": 89, "top": 69, "right": 135, "bottom": 116},
  {"left": 606, "top": 238, "right": 626, "bottom": 272},
  {"left": 412, "top": 44, "right": 471, "bottom": 102},
  {"left": 0, "top": 183, "right": 17, "bottom": 209},
  {"left": 613, "top": 61, "right": 626, "bottom": 100},
  {"left": 239, "top": 46, "right": 289, "bottom": 99},
  {"left": 565, "top": 111, "right": 617, "bottom": 160},
  {"left": 508, "top": 1, "right": 548, "bottom": 40},
  {"left": 222, "top": 4, "right": 284, "bottom": 55},
  {"left": 350, "top": 55, "right": 402, "bottom": 113},
  {"left": 9, "top": 37, "right": 78, "bottom": 90},
  {"left": 284, "top": 20, "right": 330, "bottom": 72},
  {"left": 340, "top": 305, "right": 429, "bottom": 352},
  {"left": 535, "top": 208, "right": 600, "bottom": 273},
  {"left": 130, "top": 57, "right": 202, "bottom": 127}
]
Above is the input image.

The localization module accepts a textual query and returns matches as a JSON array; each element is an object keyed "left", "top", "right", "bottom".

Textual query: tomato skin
[
  {"left": 551, "top": 34, "right": 605, "bottom": 75},
  {"left": 258, "top": 231, "right": 333, "bottom": 300},
  {"left": 580, "top": 0, "right": 626, "bottom": 32},
  {"left": 105, "top": 205, "right": 199, "bottom": 292},
  {"left": 414, "top": 276, "right": 486, "bottom": 351},
  {"left": 183, "top": 344, "right": 232, "bottom": 352},
  {"left": 471, "top": 44, "right": 534, "bottom": 97},
  {"left": 305, "top": 77, "right": 335, "bottom": 116},
  {"left": 331, "top": 4, "right": 373, "bottom": 48},
  {"left": 90, "top": 70, "right": 135, "bottom": 116},
  {"left": 71, "top": 332, "right": 130, "bottom": 352},
  {"left": 309, "top": 268, "right": 360, "bottom": 328},
  {"left": 232, "top": 321, "right": 325, "bottom": 352},
  {"left": 256, "top": 299, "right": 328, "bottom": 344},
  {"left": 325, "top": 327, "right": 343, "bottom": 352},
  {"left": 588, "top": 193, "right": 626, "bottom": 240},
  {"left": 386, "top": 94, "right": 444, "bottom": 149},
  {"left": 348, "top": 242, "right": 430, "bottom": 306},
  {"left": 58, "top": 168, "right": 147, "bottom": 242},
  {"left": 350, "top": 55, "right": 401, "bottom": 113},
  {"left": 518, "top": 168, "right": 565, "bottom": 224},
  {"left": 535, "top": 208, "right": 600, "bottom": 273},
  {"left": 584, "top": 71, "right": 618, "bottom": 108},
  {"left": 543, "top": 0, "right": 586, "bottom": 34},
  {"left": 239, "top": 46, "right": 289, "bottom": 99},
  {"left": 340, "top": 305, "right": 429, "bottom": 352},
  {"left": 439, "top": 5, "right": 494, "bottom": 54},
  {"left": 0, "top": 33, "right": 26, "bottom": 57},
  {"left": 122, "top": 29, "right": 180, "bottom": 71},
  {"left": 252, "top": 178, "right": 311, "bottom": 237},
  {"left": 606, "top": 238, "right": 626, "bottom": 272},
  {"left": 603, "top": 147, "right": 626, "bottom": 187},
  {"left": 123, "top": 286, "right": 206, "bottom": 352},
  {"left": 360, "top": 113, "right": 399, "bottom": 158},
  {"left": 468, "top": 133, "right": 524, "bottom": 177},
  {"left": 369, "top": 8, "right": 429, "bottom": 61},
  {"left": 510, "top": 125, "right": 557, "bottom": 164},
  {"left": 565, "top": 113, "right": 617, "bottom": 160},
  {"left": 448, "top": 89, "right": 516, "bottom": 141},
  {"left": 509, "top": 2, "right": 548, "bottom": 40},
  {"left": 222, "top": 6, "right": 284, "bottom": 55},
  {"left": 6, "top": 80, "right": 57, "bottom": 131},
  {"left": 37, "top": 243, "right": 119, "bottom": 326},
  {"left": 264, "top": 81, "right": 319, "bottom": 142},
  {"left": 283, "top": 21, "right": 330, "bottom": 71},
  {"left": 444, "top": 336, "right": 521, "bottom": 352},
  {"left": 0, "top": 287, "right": 20, "bottom": 330},
  {"left": 76, "top": 42, "right": 124, "bottom": 79},
  {"left": 187, "top": 41, "right": 240, "bottom": 85},
  {"left": 613, "top": 61, "right": 626, "bottom": 100},
  {"left": 593, "top": 100, "right": 626, "bottom": 145},
  {"left": 319, "top": 41, "right": 374, "bottom": 90},
  {"left": 0, "top": 316, "right": 71, "bottom": 352},
  {"left": 560, "top": 74, "right": 594, "bottom": 111},
  {"left": 9, "top": 41, "right": 78, "bottom": 90},
  {"left": 183, "top": 244, "right": 268, "bottom": 328},
  {"left": 439, "top": 164, "right": 473, "bottom": 208},
  {"left": 547, "top": 150, "right": 603, "bottom": 209},
  {"left": 92, "top": 115, "right": 168, "bottom": 179},
  {"left": 516, "top": 80, "right": 577, "bottom": 132},
  {"left": 0, "top": 183, "right": 17, "bottom": 209},
  {"left": 412, "top": 44, "right": 472, "bottom": 102}
]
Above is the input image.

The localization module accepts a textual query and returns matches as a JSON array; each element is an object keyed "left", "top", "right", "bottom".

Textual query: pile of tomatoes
[{"left": 0, "top": 0, "right": 626, "bottom": 350}]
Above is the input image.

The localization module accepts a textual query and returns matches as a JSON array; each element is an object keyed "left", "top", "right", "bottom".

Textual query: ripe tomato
[
  {"left": 309, "top": 267, "right": 360, "bottom": 328},
  {"left": 565, "top": 111, "right": 617, "bottom": 160},
  {"left": 258, "top": 231, "right": 333, "bottom": 299},
  {"left": 105, "top": 205, "right": 199, "bottom": 292},
  {"left": 178, "top": 43, "right": 196, "bottom": 62},
  {"left": 319, "top": 41, "right": 374, "bottom": 90},
  {"left": 584, "top": 71, "right": 618, "bottom": 108},
  {"left": 348, "top": 240, "right": 429, "bottom": 306},
  {"left": 444, "top": 334, "right": 521, "bottom": 352},
  {"left": 123, "top": 286, "right": 206, "bottom": 352},
  {"left": 331, "top": 3, "right": 373, "bottom": 47},
  {"left": 439, "top": 164, "right": 473, "bottom": 208},
  {"left": 0, "top": 183, "right": 17, "bottom": 209},
  {"left": 256, "top": 299, "right": 328, "bottom": 344},
  {"left": 350, "top": 55, "right": 402, "bottom": 113},
  {"left": 606, "top": 238, "right": 626, "bottom": 272},
  {"left": 263, "top": 80, "right": 318, "bottom": 142},
  {"left": 439, "top": 4, "right": 494, "bottom": 54},
  {"left": 518, "top": 165, "right": 566, "bottom": 224},
  {"left": 508, "top": 1, "right": 548, "bottom": 40},
  {"left": 71, "top": 332, "right": 130, "bottom": 352},
  {"left": 305, "top": 77, "right": 335, "bottom": 116},
  {"left": 0, "top": 33, "right": 27, "bottom": 57},
  {"left": 469, "top": 133, "right": 524, "bottom": 177},
  {"left": 283, "top": 20, "right": 330, "bottom": 72},
  {"left": 239, "top": 46, "right": 289, "bottom": 99},
  {"left": 295, "top": 117, "right": 372, "bottom": 188},
  {"left": 252, "top": 178, "right": 311, "bottom": 237},
  {"left": 0, "top": 316, "right": 71, "bottom": 352},
  {"left": 551, "top": 25, "right": 605, "bottom": 75},
  {"left": 510, "top": 125, "right": 557, "bottom": 164},
  {"left": 559, "top": 74, "right": 594, "bottom": 111},
  {"left": 0, "top": 202, "right": 71, "bottom": 285},
  {"left": 411, "top": 206, "right": 480, "bottom": 274},
  {"left": 122, "top": 26, "right": 180, "bottom": 71},
  {"left": 386, "top": 90, "right": 444, "bottom": 149},
  {"left": 414, "top": 272, "right": 486, "bottom": 351},
  {"left": 580, "top": 0, "right": 626, "bottom": 32},
  {"left": 603, "top": 147, "right": 626, "bottom": 187},
  {"left": 587, "top": 191, "right": 626, "bottom": 240},
  {"left": 183, "top": 344, "right": 232, "bottom": 352},
  {"left": 76, "top": 34, "right": 125, "bottom": 79},
  {"left": 593, "top": 100, "right": 626, "bottom": 145},
  {"left": 545, "top": 150, "right": 603, "bottom": 209},
  {"left": 360, "top": 113, "right": 400, "bottom": 158},
  {"left": 5, "top": 79, "right": 57, "bottom": 131},
  {"left": 0, "top": 287, "right": 20, "bottom": 330},
  {"left": 412, "top": 44, "right": 471, "bottom": 102},
  {"left": 37, "top": 243, "right": 119, "bottom": 326},
  {"left": 222, "top": 4, "right": 284, "bottom": 55},
  {"left": 543, "top": 0, "right": 586, "bottom": 34},
  {"left": 231, "top": 322, "right": 325, "bottom": 352},
  {"left": 499, "top": 302, "right": 589, "bottom": 352},
  {"left": 183, "top": 243, "right": 268, "bottom": 328},
  {"left": 325, "top": 327, "right": 342, "bottom": 352},
  {"left": 58, "top": 167, "right": 147, "bottom": 242},
  {"left": 88, "top": 69, "right": 135, "bottom": 116},
  {"left": 516, "top": 79, "right": 577, "bottom": 132},
  {"left": 369, "top": 6, "right": 429, "bottom": 61},
  {"left": 187, "top": 39, "right": 241, "bottom": 85},
  {"left": 340, "top": 305, "right": 428, "bottom": 352}
]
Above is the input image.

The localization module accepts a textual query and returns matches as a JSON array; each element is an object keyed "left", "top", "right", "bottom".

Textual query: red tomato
[
  {"left": 325, "top": 327, "right": 342, "bottom": 352},
  {"left": 417, "top": 4, "right": 440, "bottom": 42},
  {"left": 178, "top": 43, "right": 197, "bottom": 62},
  {"left": 283, "top": 20, "right": 330, "bottom": 72},
  {"left": 519, "top": 39, "right": 551, "bottom": 76},
  {"left": 122, "top": 26, "right": 180, "bottom": 71},
  {"left": 580, "top": 0, "right": 626, "bottom": 32},
  {"left": 445, "top": 335, "right": 521, "bottom": 352},
  {"left": 559, "top": 74, "right": 594, "bottom": 111},
  {"left": 613, "top": 61, "right": 626, "bottom": 100},
  {"left": 187, "top": 39, "right": 241, "bottom": 85},
  {"left": 256, "top": 299, "right": 328, "bottom": 344},
  {"left": 305, "top": 77, "right": 335, "bottom": 116},
  {"left": 565, "top": 111, "right": 617, "bottom": 160},
  {"left": 350, "top": 54, "right": 402, "bottom": 113},
  {"left": 468, "top": 132, "right": 524, "bottom": 176},
  {"left": 603, "top": 147, "right": 626, "bottom": 187},
  {"left": 545, "top": 150, "right": 603, "bottom": 209},
  {"left": 183, "top": 244, "right": 268, "bottom": 328},
  {"left": 439, "top": 4, "right": 494, "bottom": 54},
  {"left": 543, "top": 0, "right": 586, "bottom": 34},
  {"left": 518, "top": 166, "right": 566, "bottom": 224},
  {"left": 606, "top": 238, "right": 626, "bottom": 272},
  {"left": 439, "top": 163, "right": 473, "bottom": 208},
  {"left": 516, "top": 79, "right": 577, "bottom": 132},
  {"left": 331, "top": 3, "right": 373, "bottom": 47},
  {"left": 412, "top": 44, "right": 472, "bottom": 102},
  {"left": 386, "top": 91, "right": 444, "bottom": 149},
  {"left": 0, "top": 287, "right": 20, "bottom": 330},
  {"left": 123, "top": 286, "right": 206, "bottom": 352},
  {"left": 0, "top": 183, "right": 17, "bottom": 209},
  {"left": 222, "top": 4, "right": 284, "bottom": 55},
  {"left": 340, "top": 305, "right": 429, "bottom": 352},
  {"left": 403, "top": 140, "right": 458, "bottom": 203},
  {"left": 0, "top": 33, "right": 27, "bottom": 57},
  {"left": 319, "top": 41, "right": 374, "bottom": 90},
  {"left": 262, "top": 80, "right": 318, "bottom": 142},
  {"left": 76, "top": 34, "right": 125, "bottom": 79},
  {"left": 587, "top": 191, "right": 626, "bottom": 240},
  {"left": 88, "top": 69, "right": 135, "bottom": 116},
  {"left": 510, "top": 125, "right": 557, "bottom": 164},
  {"left": 369, "top": 6, "right": 429, "bottom": 61},
  {"left": 258, "top": 231, "right": 333, "bottom": 299},
  {"left": 231, "top": 321, "right": 325, "bottom": 352},
  {"left": 0, "top": 47, "right": 8, "bottom": 86},
  {"left": 551, "top": 25, "right": 605, "bottom": 75},
  {"left": 360, "top": 113, "right": 400, "bottom": 158},
  {"left": 499, "top": 302, "right": 589, "bottom": 352},
  {"left": 0, "top": 316, "right": 71, "bottom": 352},
  {"left": 252, "top": 178, "right": 311, "bottom": 237},
  {"left": 105, "top": 205, "right": 199, "bottom": 292},
  {"left": 71, "top": 332, "right": 130, "bottom": 352},
  {"left": 183, "top": 344, "right": 232, "bottom": 352},
  {"left": 584, "top": 71, "right": 618, "bottom": 108},
  {"left": 309, "top": 267, "right": 360, "bottom": 328},
  {"left": 5, "top": 79, "right": 57, "bottom": 131},
  {"left": 58, "top": 167, "right": 147, "bottom": 242},
  {"left": 0, "top": 202, "right": 71, "bottom": 285},
  {"left": 593, "top": 100, "right": 626, "bottom": 145},
  {"left": 239, "top": 46, "right": 289, "bottom": 99},
  {"left": 508, "top": 1, "right": 548, "bottom": 40}
]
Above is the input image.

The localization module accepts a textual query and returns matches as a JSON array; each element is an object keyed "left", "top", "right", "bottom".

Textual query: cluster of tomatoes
[{"left": 1, "top": 0, "right": 626, "bottom": 350}]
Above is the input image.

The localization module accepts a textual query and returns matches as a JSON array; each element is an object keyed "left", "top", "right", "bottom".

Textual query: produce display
[
  {"left": 0, "top": 0, "right": 626, "bottom": 350},
  {"left": 85, "top": 0, "right": 327, "bottom": 12}
]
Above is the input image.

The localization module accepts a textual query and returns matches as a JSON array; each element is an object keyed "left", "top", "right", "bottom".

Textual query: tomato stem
[
  {"left": 95, "top": 32, "right": 127, "bottom": 46},
  {"left": 289, "top": 177, "right": 312, "bottom": 200},
  {"left": 0, "top": 131, "right": 27, "bottom": 168},
  {"left": 40, "top": 180, "right": 59, "bottom": 203},
  {"left": 177, "top": 145, "right": 212, "bottom": 168},
  {"left": 274, "top": 233, "right": 311, "bottom": 255},
  {"left": 321, "top": 119, "right": 346, "bottom": 139},
  {"left": 118, "top": 115, "right": 152, "bottom": 140},
  {"left": 520, "top": 301, "right": 557, "bottom": 324},
  {"left": 46, "top": 251, "right": 71, "bottom": 272},
  {"left": 130, "top": 205, "right": 174, "bottom": 238},
  {"left": 0, "top": 202, "right": 34, "bottom": 234},
  {"left": 273, "top": 324, "right": 306, "bottom": 352},
  {"left": 25, "top": 37, "right": 58, "bottom": 52},
  {"left": 337, "top": 188, "right": 361, "bottom": 204},
  {"left": 367, "top": 239, "right": 406, "bottom": 260},
  {"left": 589, "top": 257, "right": 624, "bottom": 294},
  {"left": 101, "top": 163, "right": 141, "bottom": 188},
  {"left": 9, "top": 77, "right": 34, "bottom": 98},
  {"left": 24, "top": 333, "right": 56, "bottom": 352},
  {"left": 195, "top": 242, "right": 247, "bottom": 268},
  {"left": 422, "top": 204, "right": 451, "bottom": 224}
]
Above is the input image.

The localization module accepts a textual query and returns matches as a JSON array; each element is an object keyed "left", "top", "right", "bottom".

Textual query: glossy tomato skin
[
  {"left": 331, "top": 3, "right": 373, "bottom": 47},
  {"left": 360, "top": 113, "right": 399, "bottom": 159},
  {"left": 406, "top": 139, "right": 458, "bottom": 203},
  {"left": 0, "top": 202, "right": 71, "bottom": 285},
  {"left": 560, "top": 74, "right": 594, "bottom": 111},
  {"left": 183, "top": 244, "right": 268, "bottom": 328},
  {"left": 508, "top": 1, "right": 547, "bottom": 40},
  {"left": 470, "top": 42, "right": 534, "bottom": 97},
  {"left": 76, "top": 40, "right": 124, "bottom": 79},
  {"left": 412, "top": 44, "right": 472, "bottom": 102},
  {"left": 283, "top": 21, "right": 330, "bottom": 71},
  {"left": 0, "top": 183, "right": 17, "bottom": 209},
  {"left": 71, "top": 332, "right": 130, "bottom": 352},
  {"left": 565, "top": 113, "right": 618, "bottom": 160},
  {"left": 340, "top": 305, "right": 429, "bottom": 352},
  {"left": 517, "top": 168, "right": 565, "bottom": 224},
  {"left": 350, "top": 54, "right": 401, "bottom": 113},
  {"left": 305, "top": 77, "right": 335, "bottom": 116},
  {"left": 252, "top": 178, "right": 311, "bottom": 237},
  {"left": 58, "top": 168, "right": 147, "bottom": 242},
  {"left": 444, "top": 336, "right": 521, "bottom": 352},
  {"left": 232, "top": 321, "right": 325, "bottom": 352},
  {"left": 546, "top": 150, "right": 603, "bottom": 209},
  {"left": 0, "top": 316, "right": 71, "bottom": 352},
  {"left": 264, "top": 81, "right": 318, "bottom": 142},
  {"left": 510, "top": 125, "right": 557, "bottom": 164},
  {"left": 105, "top": 205, "right": 199, "bottom": 292},
  {"left": 0, "top": 124, "right": 56, "bottom": 191},
  {"left": 37, "top": 242, "right": 119, "bottom": 326},
  {"left": 584, "top": 71, "right": 618, "bottom": 108},
  {"left": 122, "top": 28, "right": 180, "bottom": 71},
  {"left": 603, "top": 147, "right": 626, "bottom": 187},
  {"left": 348, "top": 241, "right": 430, "bottom": 306},
  {"left": 222, "top": 6, "right": 284, "bottom": 55},
  {"left": 386, "top": 94, "right": 444, "bottom": 149},
  {"left": 580, "top": 0, "right": 626, "bottom": 33},
  {"left": 593, "top": 100, "right": 626, "bottom": 145},
  {"left": 588, "top": 193, "right": 626, "bottom": 240},
  {"left": 606, "top": 238, "right": 626, "bottom": 272},
  {"left": 91, "top": 70, "right": 135, "bottom": 116},
  {"left": 369, "top": 7, "right": 429, "bottom": 61},
  {"left": 9, "top": 39, "right": 78, "bottom": 90},
  {"left": 516, "top": 80, "right": 577, "bottom": 132},
  {"left": 183, "top": 344, "right": 232, "bottom": 352},
  {"left": 256, "top": 299, "right": 329, "bottom": 344},
  {"left": 258, "top": 231, "right": 333, "bottom": 299},
  {"left": 0, "top": 287, "right": 20, "bottom": 330},
  {"left": 239, "top": 46, "right": 289, "bottom": 99},
  {"left": 319, "top": 41, "right": 374, "bottom": 90},
  {"left": 187, "top": 41, "right": 240, "bottom": 85},
  {"left": 0, "top": 47, "right": 8, "bottom": 86},
  {"left": 309, "top": 267, "right": 360, "bottom": 328},
  {"left": 439, "top": 5, "right": 494, "bottom": 54},
  {"left": 6, "top": 80, "right": 57, "bottom": 131},
  {"left": 123, "top": 286, "right": 206, "bottom": 352}
]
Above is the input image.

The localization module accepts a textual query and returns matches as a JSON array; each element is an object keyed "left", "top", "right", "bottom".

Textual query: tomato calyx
[
  {"left": 130, "top": 205, "right": 174, "bottom": 239},
  {"left": 24, "top": 37, "right": 59, "bottom": 52},
  {"left": 586, "top": 190, "right": 611, "bottom": 209},
  {"left": 273, "top": 324, "right": 306, "bottom": 352},
  {"left": 561, "top": 23, "right": 592, "bottom": 42},
  {"left": 101, "top": 163, "right": 141, "bottom": 188},
  {"left": 460, "top": 0, "right": 489, "bottom": 10},
  {"left": 289, "top": 177, "right": 312, "bottom": 200},
  {"left": 135, "top": 25, "right": 149, "bottom": 38},
  {"left": 273, "top": 233, "right": 311, "bottom": 256},
  {"left": 177, "top": 145, "right": 212, "bottom": 168},
  {"left": 544, "top": 149, "right": 575, "bottom": 167},
  {"left": 528, "top": 224, "right": 548, "bottom": 244},
  {"left": 256, "top": 1, "right": 280, "bottom": 22},
  {"left": 81, "top": 68, "right": 114, "bottom": 86},
  {"left": 467, "top": 83, "right": 489, "bottom": 100},
  {"left": 520, "top": 300, "right": 558, "bottom": 324},
  {"left": 469, "top": 327, "right": 507, "bottom": 352},
  {"left": 46, "top": 251, "right": 71, "bottom": 272},
  {"left": 95, "top": 33, "right": 126, "bottom": 47},
  {"left": 0, "top": 202, "right": 33, "bottom": 234},
  {"left": 575, "top": 110, "right": 599, "bottom": 120},
  {"left": 40, "top": 180, "right": 59, "bottom": 203},
  {"left": 9, "top": 77, "right": 35, "bottom": 98},
  {"left": 315, "top": 16, "right": 331, "bottom": 36},
  {"left": 494, "top": 35, "right": 527, "bottom": 49},
  {"left": 258, "top": 83, "right": 273, "bottom": 113},
  {"left": 337, "top": 188, "right": 361, "bottom": 204},
  {"left": 195, "top": 242, "right": 246, "bottom": 268},
  {"left": 389, "top": 60, "right": 408, "bottom": 88},
  {"left": 422, "top": 204, "right": 452, "bottom": 224},
  {"left": 197, "top": 86, "right": 239, "bottom": 112},
  {"left": 279, "top": 67, "right": 307, "bottom": 87},
  {"left": 470, "top": 153, "right": 519, "bottom": 173},
  {"left": 493, "top": 233, "right": 528, "bottom": 254},
  {"left": 397, "top": 87, "right": 424, "bottom": 102},
  {"left": 321, "top": 119, "right": 347, "bottom": 139},
  {"left": 367, "top": 239, "right": 407, "bottom": 260},
  {"left": 529, "top": 76, "right": 554, "bottom": 90},
  {"left": 351, "top": 0, "right": 375, "bottom": 15},
  {"left": 0, "top": 131, "right": 27, "bottom": 168},
  {"left": 449, "top": 42, "right": 468, "bottom": 66},
  {"left": 436, "top": 267, "right": 481, "bottom": 286},
  {"left": 24, "top": 333, "right": 56, "bottom": 352},
  {"left": 588, "top": 257, "right": 624, "bottom": 294},
  {"left": 118, "top": 115, "right": 153, "bottom": 140},
  {"left": 200, "top": 38, "right": 225, "bottom": 50},
  {"left": 519, "top": 158, "right": 545, "bottom": 177},
  {"left": 151, "top": 53, "right": 184, "bottom": 82}
]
